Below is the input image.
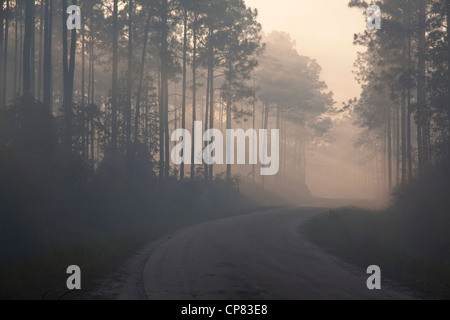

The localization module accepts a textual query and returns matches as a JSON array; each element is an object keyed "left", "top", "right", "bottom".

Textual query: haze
[
  {"left": 246, "top": 0, "right": 365, "bottom": 104},
  {"left": 245, "top": 0, "right": 367, "bottom": 199}
]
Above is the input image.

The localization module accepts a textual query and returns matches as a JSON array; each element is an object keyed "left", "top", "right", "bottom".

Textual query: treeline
[
  {"left": 0, "top": 0, "right": 264, "bottom": 182},
  {"left": 349, "top": 0, "right": 450, "bottom": 196},
  {"left": 0, "top": 0, "right": 267, "bottom": 264},
  {"left": 0, "top": 0, "right": 335, "bottom": 263},
  {"left": 0, "top": 1, "right": 333, "bottom": 190}
]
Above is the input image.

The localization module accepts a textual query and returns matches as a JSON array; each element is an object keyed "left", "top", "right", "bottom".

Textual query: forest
[
  {"left": 0, "top": 0, "right": 332, "bottom": 279},
  {"left": 0, "top": 0, "right": 450, "bottom": 300},
  {"left": 305, "top": 0, "right": 450, "bottom": 299},
  {"left": 347, "top": 0, "right": 450, "bottom": 197}
]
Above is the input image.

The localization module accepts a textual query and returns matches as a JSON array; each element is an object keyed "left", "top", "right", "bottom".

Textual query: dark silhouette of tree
[
  {"left": 22, "top": 0, "right": 33, "bottom": 96},
  {"left": 1, "top": 0, "right": 9, "bottom": 108},
  {"left": 111, "top": 0, "right": 119, "bottom": 157},
  {"left": 43, "top": 0, "right": 52, "bottom": 109},
  {"left": 62, "top": 0, "right": 77, "bottom": 154}
]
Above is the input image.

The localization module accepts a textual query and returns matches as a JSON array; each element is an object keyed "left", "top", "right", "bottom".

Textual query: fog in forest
[{"left": 1, "top": 0, "right": 450, "bottom": 300}]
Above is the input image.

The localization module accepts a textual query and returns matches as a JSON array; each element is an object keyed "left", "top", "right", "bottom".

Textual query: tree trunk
[
  {"left": 417, "top": 0, "right": 427, "bottom": 174},
  {"left": 43, "top": 0, "right": 52, "bottom": 109},
  {"left": 13, "top": 2, "right": 17, "bottom": 97},
  {"left": 261, "top": 103, "right": 269, "bottom": 190},
  {"left": 407, "top": 1, "right": 413, "bottom": 179},
  {"left": 62, "top": 0, "right": 77, "bottom": 154},
  {"left": 208, "top": 26, "right": 214, "bottom": 182},
  {"left": 180, "top": 7, "right": 187, "bottom": 183},
  {"left": 447, "top": 0, "right": 450, "bottom": 150},
  {"left": 396, "top": 102, "right": 400, "bottom": 186},
  {"left": 0, "top": 0, "right": 4, "bottom": 108},
  {"left": 401, "top": 91, "right": 407, "bottom": 185},
  {"left": 203, "top": 51, "right": 210, "bottom": 182},
  {"left": 160, "top": 0, "right": 170, "bottom": 181},
  {"left": 19, "top": 9, "right": 23, "bottom": 95},
  {"left": 23, "top": 0, "right": 33, "bottom": 96},
  {"left": 90, "top": 40, "right": 94, "bottom": 104},
  {"left": 68, "top": 0, "right": 76, "bottom": 151},
  {"left": 37, "top": 0, "right": 43, "bottom": 101},
  {"left": 252, "top": 96, "right": 256, "bottom": 184},
  {"left": 226, "top": 100, "right": 232, "bottom": 184},
  {"left": 111, "top": 0, "right": 119, "bottom": 157},
  {"left": 81, "top": 8, "right": 86, "bottom": 160},
  {"left": 134, "top": 8, "right": 151, "bottom": 158},
  {"left": 1, "top": 0, "right": 9, "bottom": 108},
  {"left": 158, "top": 66, "right": 164, "bottom": 182},
  {"left": 190, "top": 15, "right": 197, "bottom": 181},
  {"left": 30, "top": 2, "right": 35, "bottom": 98},
  {"left": 387, "top": 104, "right": 392, "bottom": 192},
  {"left": 126, "top": 0, "right": 133, "bottom": 162},
  {"left": 276, "top": 105, "right": 281, "bottom": 184}
]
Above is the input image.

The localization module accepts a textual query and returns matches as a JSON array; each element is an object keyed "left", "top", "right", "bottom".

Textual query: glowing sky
[{"left": 245, "top": 0, "right": 366, "bottom": 105}]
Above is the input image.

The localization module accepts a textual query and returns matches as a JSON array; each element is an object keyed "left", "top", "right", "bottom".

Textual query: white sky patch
[{"left": 245, "top": 0, "right": 365, "bottom": 104}]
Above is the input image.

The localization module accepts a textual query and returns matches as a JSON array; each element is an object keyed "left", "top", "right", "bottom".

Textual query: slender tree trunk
[
  {"left": 111, "top": 0, "right": 119, "bottom": 157},
  {"left": 88, "top": 44, "right": 95, "bottom": 162},
  {"left": 301, "top": 132, "right": 306, "bottom": 191},
  {"left": 160, "top": 0, "right": 170, "bottom": 181},
  {"left": 396, "top": 102, "right": 400, "bottom": 186},
  {"left": 30, "top": 2, "right": 35, "bottom": 98},
  {"left": 180, "top": 7, "right": 187, "bottom": 183},
  {"left": 90, "top": 40, "right": 94, "bottom": 104},
  {"left": 62, "top": 0, "right": 76, "bottom": 154},
  {"left": 144, "top": 81, "right": 149, "bottom": 147},
  {"left": 23, "top": 0, "right": 33, "bottom": 96},
  {"left": 191, "top": 16, "right": 197, "bottom": 181},
  {"left": 226, "top": 100, "right": 232, "bottom": 184},
  {"left": 68, "top": 0, "right": 76, "bottom": 151},
  {"left": 276, "top": 105, "right": 281, "bottom": 184},
  {"left": 208, "top": 26, "right": 214, "bottom": 181},
  {"left": 417, "top": 0, "right": 427, "bottom": 174},
  {"left": 37, "top": 0, "right": 43, "bottom": 101},
  {"left": 387, "top": 104, "right": 392, "bottom": 192},
  {"left": 158, "top": 66, "right": 164, "bottom": 182},
  {"left": 81, "top": 8, "right": 86, "bottom": 159},
  {"left": 88, "top": 37, "right": 91, "bottom": 105},
  {"left": 1, "top": 0, "right": 9, "bottom": 108},
  {"left": 284, "top": 121, "right": 287, "bottom": 182},
  {"left": 401, "top": 91, "right": 407, "bottom": 185},
  {"left": 13, "top": 2, "right": 17, "bottom": 97},
  {"left": 407, "top": 1, "right": 413, "bottom": 179},
  {"left": 261, "top": 102, "right": 269, "bottom": 190},
  {"left": 19, "top": 5, "right": 23, "bottom": 96},
  {"left": 252, "top": 96, "right": 256, "bottom": 184},
  {"left": 447, "top": 0, "right": 450, "bottom": 151},
  {"left": 126, "top": 0, "right": 133, "bottom": 162},
  {"left": 204, "top": 52, "right": 210, "bottom": 182},
  {"left": 90, "top": 40, "right": 96, "bottom": 163},
  {"left": 134, "top": 9, "right": 151, "bottom": 158},
  {"left": 62, "top": 0, "right": 69, "bottom": 146},
  {"left": 0, "top": 0, "right": 4, "bottom": 108},
  {"left": 43, "top": 0, "right": 52, "bottom": 108}
]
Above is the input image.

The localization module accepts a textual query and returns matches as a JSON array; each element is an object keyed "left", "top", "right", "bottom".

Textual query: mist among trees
[
  {"left": 0, "top": 0, "right": 333, "bottom": 266},
  {"left": 1, "top": 0, "right": 450, "bottom": 300}
]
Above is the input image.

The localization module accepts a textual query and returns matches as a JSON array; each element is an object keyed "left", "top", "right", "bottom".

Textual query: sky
[{"left": 245, "top": 0, "right": 366, "bottom": 105}]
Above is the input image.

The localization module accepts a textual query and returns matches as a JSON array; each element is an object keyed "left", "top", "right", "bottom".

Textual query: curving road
[{"left": 120, "top": 208, "right": 413, "bottom": 300}]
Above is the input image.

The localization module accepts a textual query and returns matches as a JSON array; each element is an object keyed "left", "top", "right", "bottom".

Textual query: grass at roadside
[
  {"left": 301, "top": 207, "right": 450, "bottom": 299},
  {"left": 0, "top": 204, "right": 275, "bottom": 300}
]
